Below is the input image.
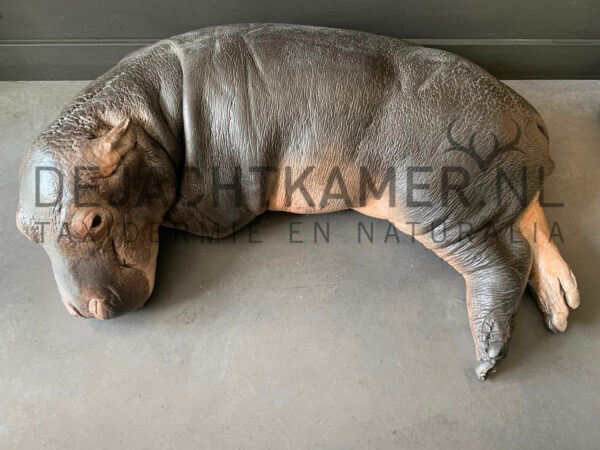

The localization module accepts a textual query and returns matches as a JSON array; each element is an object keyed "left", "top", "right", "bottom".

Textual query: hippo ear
[{"left": 92, "top": 118, "right": 135, "bottom": 176}]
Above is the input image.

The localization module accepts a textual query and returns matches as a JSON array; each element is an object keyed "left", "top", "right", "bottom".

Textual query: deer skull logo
[{"left": 445, "top": 119, "right": 523, "bottom": 172}]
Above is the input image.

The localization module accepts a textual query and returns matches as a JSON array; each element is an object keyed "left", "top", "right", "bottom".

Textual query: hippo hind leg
[
  {"left": 519, "top": 195, "right": 580, "bottom": 332},
  {"left": 435, "top": 225, "right": 533, "bottom": 380},
  {"left": 358, "top": 203, "right": 532, "bottom": 379}
]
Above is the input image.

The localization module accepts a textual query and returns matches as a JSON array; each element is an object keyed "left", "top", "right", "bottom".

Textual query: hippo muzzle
[{"left": 50, "top": 249, "right": 153, "bottom": 319}]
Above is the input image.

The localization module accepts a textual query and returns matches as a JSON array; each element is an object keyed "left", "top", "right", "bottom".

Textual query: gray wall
[{"left": 1, "top": 0, "right": 599, "bottom": 80}]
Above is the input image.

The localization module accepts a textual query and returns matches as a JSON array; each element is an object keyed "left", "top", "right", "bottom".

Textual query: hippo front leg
[{"left": 444, "top": 227, "right": 533, "bottom": 380}]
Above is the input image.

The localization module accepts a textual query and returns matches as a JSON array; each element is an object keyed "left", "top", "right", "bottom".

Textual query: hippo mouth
[
  {"left": 63, "top": 287, "right": 123, "bottom": 319},
  {"left": 64, "top": 301, "right": 84, "bottom": 317}
]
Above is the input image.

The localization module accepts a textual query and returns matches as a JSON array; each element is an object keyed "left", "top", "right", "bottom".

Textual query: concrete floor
[{"left": 1, "top": 80, "right": 599, "bottom": 449}]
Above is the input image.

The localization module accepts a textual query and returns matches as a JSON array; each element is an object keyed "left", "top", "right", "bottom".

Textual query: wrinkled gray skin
[{"left": 17, "top": 24, "right": 558, "bottom": 379}]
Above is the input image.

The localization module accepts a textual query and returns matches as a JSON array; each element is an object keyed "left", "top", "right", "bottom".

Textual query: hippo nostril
[
  {"left": 91, "top": 214, "right": 102, "bottom": 228},
  {"left": 88, "top": 298, "right": 106, "bottom": 319}
]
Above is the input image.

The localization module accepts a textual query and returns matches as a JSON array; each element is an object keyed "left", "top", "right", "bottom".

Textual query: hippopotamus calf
[{"left": 16, "top": 24, "right": 579, "bottom": 379}]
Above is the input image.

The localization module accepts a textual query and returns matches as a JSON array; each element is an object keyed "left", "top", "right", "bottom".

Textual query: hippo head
[{"left": 16, "top": 118, "right": 177, "bottom": 319}]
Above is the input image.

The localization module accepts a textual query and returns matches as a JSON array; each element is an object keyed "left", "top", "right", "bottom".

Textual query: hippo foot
[{"left": 529, "top": 255, "right": 579, "bottom": 333}]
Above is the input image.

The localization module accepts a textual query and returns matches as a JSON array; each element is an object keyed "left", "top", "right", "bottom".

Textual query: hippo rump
[{"left": 16, "top": 24, "right": 579, "bottom": 379}]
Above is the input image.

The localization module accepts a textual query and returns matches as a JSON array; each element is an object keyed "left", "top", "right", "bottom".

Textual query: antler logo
[{"left": 445, "top": 119, "right": 523, "bottom": 171}]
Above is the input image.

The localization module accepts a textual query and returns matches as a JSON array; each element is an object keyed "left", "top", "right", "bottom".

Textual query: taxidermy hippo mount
[{"left": 16, "top": 24, "right": 579, "bottom": 379}]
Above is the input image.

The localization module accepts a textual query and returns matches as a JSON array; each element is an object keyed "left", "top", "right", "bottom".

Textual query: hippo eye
[{"left": 91, "top": 215, "right": 102, "bottom": 228}]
